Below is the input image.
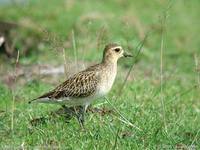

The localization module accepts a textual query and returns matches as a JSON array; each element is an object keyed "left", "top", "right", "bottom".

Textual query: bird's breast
[{"left": 96, "top": 65, "right": 117, "bottom": 97}]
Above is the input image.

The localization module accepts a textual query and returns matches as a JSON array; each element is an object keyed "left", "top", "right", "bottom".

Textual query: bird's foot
[{"left": 73, "top": 106, "right": 85, "bottom": 129}]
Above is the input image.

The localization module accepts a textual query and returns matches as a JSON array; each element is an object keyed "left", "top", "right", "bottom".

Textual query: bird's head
[{"left": 102, "top": 43, "right": 133, "bottom": 63}]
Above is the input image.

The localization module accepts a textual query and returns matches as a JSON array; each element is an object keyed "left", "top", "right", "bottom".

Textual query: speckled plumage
[
  {"left": 38, "top": 70, "right": 99, "bottom": 99},
  {"left": 30, "top": 43, "right": 132, "bottom": 107}
]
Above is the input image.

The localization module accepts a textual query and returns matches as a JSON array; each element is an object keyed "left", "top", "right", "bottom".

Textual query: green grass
[{"left": 0, "top": 0, "right": 200, "bottom": 149}]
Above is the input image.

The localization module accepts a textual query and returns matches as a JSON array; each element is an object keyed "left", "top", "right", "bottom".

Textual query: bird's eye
[{"left": 114, "top": 48, "right": 120, "bottom": 52}]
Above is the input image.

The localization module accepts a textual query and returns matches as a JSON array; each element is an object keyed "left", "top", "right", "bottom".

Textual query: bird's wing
[{"left": 31, "top": 70, "right": 99, "bottom": 102}]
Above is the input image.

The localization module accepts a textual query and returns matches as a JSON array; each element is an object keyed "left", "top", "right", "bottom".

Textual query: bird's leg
[
  {"left": 74, "top": 106, "right": 85, "bottom": 128},
  {"left": 61, "top": 105, "right": 75, "bottom": 121},
  {"left": 84, "top": 104, "right": 89, "bottom": 113}
]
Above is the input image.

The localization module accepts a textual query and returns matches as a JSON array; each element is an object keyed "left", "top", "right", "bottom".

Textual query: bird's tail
[
  {"left": 29, "top": 91, "right": 54, "bottom": 104},
  {"left": 28, "top": 98, "right": 37, "bottom": 104}
]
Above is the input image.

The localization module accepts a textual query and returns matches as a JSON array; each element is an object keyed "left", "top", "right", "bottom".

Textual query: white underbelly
[{"left": 37, "top": 96, "right": 95, "bottom": 106}]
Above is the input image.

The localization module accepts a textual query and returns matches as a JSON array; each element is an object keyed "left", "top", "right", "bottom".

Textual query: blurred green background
[{"left": 0, "top": 0, "right": 200, "bottom": 149}]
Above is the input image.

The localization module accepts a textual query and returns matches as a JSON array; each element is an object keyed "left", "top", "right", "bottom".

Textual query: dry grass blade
[
  {"left": 104, "top": 97, "right": 142, "bottom": 131},
  {"left": 11, "top": 50, "right": 20, "bottom": 131},
  {"left": 112, "top": 127, "right": 120, "bottom": 150},
  {"left": 72, "top": 30, "right": 78, "bottom": 71},
  {"left": 62, "top": 48, "right": 68, "bottom": 76},
  {"left": 119, "top": 0, "right": 174, "bottom": 97},
  {"left": 118, "top": 32, "right": 149, "bottom": 96},
  {"left": 159, "top": 16, "right": 167, "bottom": 133},
  {"left": 194, "top": 54, "right": 200, "bottom": 87},
  {"left": 158, "top": 0, "right": 174, "bottom": 133},
  {"left": 190, "top": 128, "right": 200, "bottom": 147}
]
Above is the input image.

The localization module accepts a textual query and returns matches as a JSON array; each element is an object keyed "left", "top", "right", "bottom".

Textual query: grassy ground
[{"left": 0, "top": 0, "right": 200, "bottom": 149}]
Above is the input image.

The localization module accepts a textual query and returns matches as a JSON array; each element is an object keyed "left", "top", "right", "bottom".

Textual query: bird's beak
[{"left": 123, "top": 51, "right": 133, "bottom": 57}]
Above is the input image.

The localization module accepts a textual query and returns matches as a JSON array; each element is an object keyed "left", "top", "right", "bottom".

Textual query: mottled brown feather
[{"left": 35, "top": 66, "right": 100, "bottom": 100}]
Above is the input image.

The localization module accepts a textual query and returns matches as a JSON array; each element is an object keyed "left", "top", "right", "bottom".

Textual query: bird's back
[{"left": 29, "top": 63, "right": 102, "bottom": 104}]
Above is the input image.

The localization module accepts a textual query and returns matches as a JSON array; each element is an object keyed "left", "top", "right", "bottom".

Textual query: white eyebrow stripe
[{"left": 111, "top": 46, "right": 122, "bottom": 50}]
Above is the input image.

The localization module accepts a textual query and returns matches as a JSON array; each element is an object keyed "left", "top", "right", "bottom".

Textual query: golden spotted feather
[{"left": 30, "top": 68, "right": 100, "bottom": 103}]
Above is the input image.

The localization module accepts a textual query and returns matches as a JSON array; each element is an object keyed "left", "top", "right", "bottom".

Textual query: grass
[{"left": 0, "top": 0, "right": 200, "bottom": 149}]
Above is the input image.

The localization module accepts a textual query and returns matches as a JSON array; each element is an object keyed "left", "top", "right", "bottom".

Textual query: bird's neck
[
  {"left": 101, "top": 57, "right": 118, "bottom": 73},
  {"left": 101, "top": 56, "right": 118, "bottom": 66},
  {"left": 99, "top": 57, "right": 117, "bottom": 95}
]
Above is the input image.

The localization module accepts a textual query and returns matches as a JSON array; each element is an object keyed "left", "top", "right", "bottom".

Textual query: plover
[{"left": 29, "top": 43, "right": 133, "bottom": 126}]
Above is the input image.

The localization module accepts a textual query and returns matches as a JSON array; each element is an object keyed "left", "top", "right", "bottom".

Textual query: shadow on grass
[{"left": 29, "top": 106, "right": 114, "bottom": 127}]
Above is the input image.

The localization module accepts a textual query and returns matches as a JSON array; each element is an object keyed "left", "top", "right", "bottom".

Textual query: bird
[{"left": 29, "top": 43, "right": 133, "bottom": 127}]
